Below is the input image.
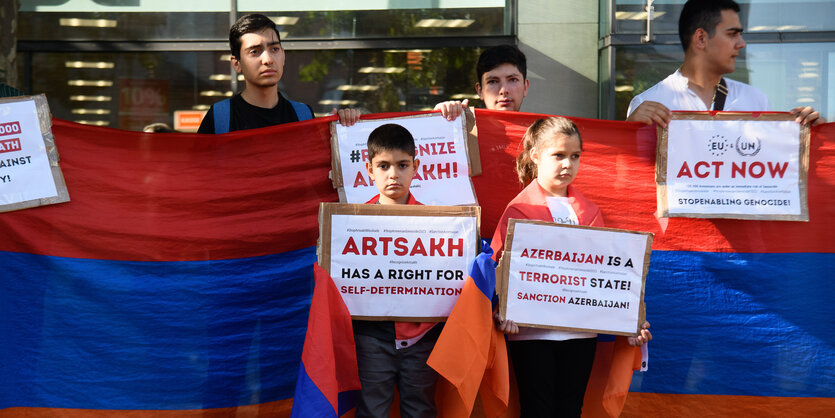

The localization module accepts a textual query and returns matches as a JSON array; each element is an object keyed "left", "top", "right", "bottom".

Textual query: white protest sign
[
  {"left": 331, "top": 113, "right": 476, "bottom": 205},
  {"left": 499, "top": 220, "right": 651, "bottom": 336},
  {"left": 0, "top": 95, "right": 70, "bottom": 212},
  {"left": 657, "top": 113, "right": 809, "bottom": 221},
  {"left": 319, "top": 203, "right": 479, "bottom": 321}
]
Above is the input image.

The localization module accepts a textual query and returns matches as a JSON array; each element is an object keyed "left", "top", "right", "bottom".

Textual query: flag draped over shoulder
[
  {"left": 428, "top": 241, "right": 509, "bottom": 418},
  {"left": 291, "top": 263, "right": 360, "bottom": 418},
  {"left": 1, "top": 110, "right": 833, "bottom": 417}
]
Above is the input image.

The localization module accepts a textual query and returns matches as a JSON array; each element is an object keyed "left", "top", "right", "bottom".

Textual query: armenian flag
[{"left": 1, "top": 110, "right": 832, "bottom": 417}]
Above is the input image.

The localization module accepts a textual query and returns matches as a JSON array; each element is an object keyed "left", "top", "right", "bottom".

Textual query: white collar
[{"left": 671, "top": 68, "right": 691, "bottom": 92}]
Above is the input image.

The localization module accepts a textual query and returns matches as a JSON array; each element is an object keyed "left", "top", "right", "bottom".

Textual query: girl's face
[{"left": 530, "top": 133, "right": 582, "bottom": 197}]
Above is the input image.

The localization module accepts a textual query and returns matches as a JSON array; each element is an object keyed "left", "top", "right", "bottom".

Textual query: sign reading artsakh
[
  {"left": 318, "top": 203, "right": 479, "bottom": 321},
  {"left": 657, "top": 112, "right": 809, "bottom": 221},
  {"left": 498, "top": 219, "right": 651, "bottom": 336}
]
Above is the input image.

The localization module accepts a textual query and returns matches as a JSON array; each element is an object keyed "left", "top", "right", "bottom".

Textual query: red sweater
[{"left": 490, "top": 181, "right": 605, "bottom": 261}]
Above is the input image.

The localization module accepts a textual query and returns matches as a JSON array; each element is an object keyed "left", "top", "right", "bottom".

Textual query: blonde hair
[{"left": 515, "top": 117, "right": 582, "bottom": 185}]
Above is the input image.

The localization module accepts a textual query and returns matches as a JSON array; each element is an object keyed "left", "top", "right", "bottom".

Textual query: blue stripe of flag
[
  {"left": 1, "top": 247, "right": 317, "bottom": 410},
  {"left": 472, "top": 239, "right": 497, "bottom": 302},
  {"left": 290, "top": 363, "right": 337, "bottom": 418},
  {"left": 632, "top": 250, "right": 835, "bottom": 398}
]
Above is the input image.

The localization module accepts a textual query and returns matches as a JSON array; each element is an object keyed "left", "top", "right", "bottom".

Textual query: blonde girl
[{"left": 491, "top": 117, "right": 650, "bottom": 417}]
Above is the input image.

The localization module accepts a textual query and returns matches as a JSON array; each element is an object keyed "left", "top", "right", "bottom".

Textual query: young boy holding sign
[
  {"left": 491, "top": 117, "right": 652, "bottom": 416},
  {"left": 353, "top": 123, "right": 440, "bottom": 418}
]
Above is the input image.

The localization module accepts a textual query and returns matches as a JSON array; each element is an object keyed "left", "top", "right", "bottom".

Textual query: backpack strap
[
  {"left": 215, "top": 97, "right": 310, "bottom": 133},
  {"left": 713, "top": 78, "right": 728, "bottom": 111},
  {"left": 289, "top": 99, "right": 313, "bottom": 121},
  {"left": 213, "top": 98, "right": 231, "bottom": 134}
]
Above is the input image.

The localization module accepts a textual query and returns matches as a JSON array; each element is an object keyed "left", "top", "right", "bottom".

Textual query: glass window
[
  {"left": 19, "top": 1, "right": 508, "bottom": 41},
  {"left": 18, "top": 1, "right": 509, "bottom": 131},
  {"left": 745, "top": 43, "right": 833, "bottom": 119},
  {"left": 611, "top": 44, "right": 683, "bottom": 119},
  {"left": 289, "top": 48, "right": 482, "bottom": 114},
  {"left": 23, "top": 51, "right": 215, "bottom": 130},
  {"left": 610, "top": 42, "right": 835, "bottom": 121},
  {"left": 614, "top": 0, "right": 835, "bottom": 34},
  {"left": 21, "top": 48, "right": 483, "bottom": 131},
  {"left": 19, "top": 9, "right": 506, "bottom": 41},
  {"left": 243, "top": 9, "right": 507, "bottom": 39},
  {"left": 18, "top": 12, "right": 230, "bottom": 41},
  {"left": 613, "top": 0, "right": 683, "bottom": 35}
]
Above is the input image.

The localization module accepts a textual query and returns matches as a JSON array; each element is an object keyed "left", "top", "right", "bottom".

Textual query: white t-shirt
[
  {"left": 507, "top": 197, "right": 598, "bottom": 342},
  {"left": 627, "top": 69, "right": 770, "bottom": 116}
]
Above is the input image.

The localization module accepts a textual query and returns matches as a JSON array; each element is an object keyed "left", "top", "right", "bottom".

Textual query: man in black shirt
[{"left": 198, "top": 14, "right": 360, "bottom": 133}]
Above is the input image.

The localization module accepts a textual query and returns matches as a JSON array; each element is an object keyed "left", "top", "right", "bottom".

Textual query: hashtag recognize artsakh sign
[
  {"left": 318, "top": 203, "right": 480, "bottom": 321},
  {"left": 330, "top": 113, "right": 477, "bottom": 205},
  {"left": 0, "top": 95, "right": 70, "bottom": 212},
  {"left": 656, "top": 112, "right": 810, "bottom": 221},
  {"left": 498, "top": 219, "right": 651, "bottom": 336}
]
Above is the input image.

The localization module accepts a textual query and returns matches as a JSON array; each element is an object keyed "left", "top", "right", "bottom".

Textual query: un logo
[{"left": 735, "top": 136, "right": 761, "bottom": 157}]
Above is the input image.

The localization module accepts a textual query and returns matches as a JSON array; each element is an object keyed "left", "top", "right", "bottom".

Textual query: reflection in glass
[
  {"left": 745, "top": 43, "right": 834, "bottom": 120},
  {"left": 22, "top": 48, "right": 484, "bottom": 131},
  {"left": 20, "top": 12, "right": 230, "bottom": 41},
  {"left": 20, "top": 8, "right": 506, "bottom": 41},
  {"left": 613, "top": 0, "right": 835, "bottom": 34}
]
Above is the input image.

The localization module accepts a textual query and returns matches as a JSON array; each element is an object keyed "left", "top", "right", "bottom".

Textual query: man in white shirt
[{"left": 627, "top": 0, "right": 825, "bottom": 128}]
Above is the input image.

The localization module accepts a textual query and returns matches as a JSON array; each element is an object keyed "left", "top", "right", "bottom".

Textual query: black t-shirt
[{"left": 197, "top": 92, "right": 313, "bottom": 134}]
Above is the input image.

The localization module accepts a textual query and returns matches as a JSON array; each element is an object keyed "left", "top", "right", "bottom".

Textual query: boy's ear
[
  {"left": 231, "top": 55, "right": 242, "bottom": 74},
  {"left": 413, "top": 158, "right": 420, "bottom": 172},
  {"left": 366, "top": 160, "right": 373, "bottom": 176},
  {"left": 475, "top": 82, "right": 482, "bottom": 99}
]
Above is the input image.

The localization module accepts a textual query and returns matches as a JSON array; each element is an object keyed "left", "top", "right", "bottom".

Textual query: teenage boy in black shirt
[{"left": 199, "top": 14, "right": 359, "bottom": 133}]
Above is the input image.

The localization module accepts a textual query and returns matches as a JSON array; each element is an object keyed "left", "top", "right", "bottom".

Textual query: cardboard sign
[
  {"left": 318, "top": 203, "right": 480, "bottom": 321},
  {"left": 498, "top": 219, "right": 652, "bottom": 336},
  {"left": 0, "top": 95, "right": 70, "bottom": 213},
  {"left": 656, "top": 112, "right": 809, "bottom": 221},
  {"left": 330, "top": 113, "right": 477, "bottom": 205}
]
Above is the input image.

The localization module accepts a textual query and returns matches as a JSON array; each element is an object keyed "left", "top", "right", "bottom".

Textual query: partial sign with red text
[
  {"left": 332, "top": 113, "right": 476, "bottom": 205},
  {"left": 0, "top": 98, "right": 63, "bottom": 208}
]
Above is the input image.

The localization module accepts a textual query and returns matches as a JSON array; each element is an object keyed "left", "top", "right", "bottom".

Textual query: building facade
[{"left": 4, "top": 1, "right": 833, "bottom": 130}]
